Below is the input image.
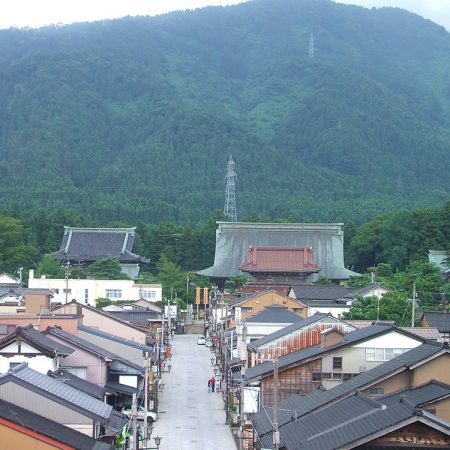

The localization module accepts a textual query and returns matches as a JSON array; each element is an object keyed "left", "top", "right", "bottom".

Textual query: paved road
[{"left": 151, "top": 334, "right": 236, "bottom": 450}]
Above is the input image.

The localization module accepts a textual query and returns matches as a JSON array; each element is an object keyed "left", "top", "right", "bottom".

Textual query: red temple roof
[{"left": 239, "top": 246, "right": 321, "bottom": 273}]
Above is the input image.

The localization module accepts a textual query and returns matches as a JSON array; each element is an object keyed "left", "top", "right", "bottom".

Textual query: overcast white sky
[{"left": 0, "top": 0, "right": 449, "bottom": 31}]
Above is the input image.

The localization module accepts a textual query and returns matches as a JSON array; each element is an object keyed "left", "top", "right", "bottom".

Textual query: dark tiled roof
[
  {"left": 422, "top": 310, "right": 450, "bottom": 332},
  {"left": 279, "top": 396, "right": 450, "bottom": 450},
  {"left": 50, "top": 368, "right": 106, "bottom": 399},
  {"left": 54, "top": 300, "right": 150, "bottom": 334},
  {"left": 0, "top": 324, "right": 74, "bottom": 356},
  {"left": 105, "top": 381, "right": 139, "bottom": 396},
  {"left": 106, "top": 310, "right": 159, "bottom": 325},
  {"left": 0, "top": 399, "right": 113, "bottom": 450},
  {"left": 379, "top": 380, "right": 450, "bottom": 408},
  {"left": 248, "top": 313, "right": 332, "bottom": 350},
  {"left": 245, "top": 307, "right": 304, "bottom": 324},
  {"left": 104, "top": 410, "right": 129, "bottom": 434},
  {"left": 45, "top": 326, "right": 144, "bottom": 373},
  {"left": 253, "top": 342, "right": 449, "bottom": 438},
  {"left": 78, "top": 325, "right": 155, "bottom": 352},
  {"left": 290, "top": 284, "right": 356, "bottom": 301},
  {"left": 239, "top": 246, "right": 320, "bottom": 273},
  {"left": 0, "top": 363, "right": 112, "bottom": 421},
  {"left": 52, "top": 226, "right": 149, "bottom": 263},
  {"left": 246, "top": 325, "right": 422, "bottom": 381}
]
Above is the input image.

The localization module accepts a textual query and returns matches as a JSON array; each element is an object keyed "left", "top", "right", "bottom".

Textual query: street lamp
[{"left": 145, "top": 435, "right": 163, "bottom": 450}]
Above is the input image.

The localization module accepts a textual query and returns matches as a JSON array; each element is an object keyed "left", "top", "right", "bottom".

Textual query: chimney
[{"left": 320, "top": 328, "right": 345, "bottom": 348}]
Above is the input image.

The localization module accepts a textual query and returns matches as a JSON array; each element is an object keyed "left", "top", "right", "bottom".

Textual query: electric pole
[
  {"left": 411, "top": 282, "right": 417, "bottom": 327},
  {"left": 309, "top": 32, "right": 315, "bottom": 58},
  {"left": 239, "top": 323, "right": 247, "bottom": 450},
  {"left": 273, "top": 357, "right": 280, "bottom": 450},
  {"left": 64, "top": 260, "right": 70, "bottom": 304}
]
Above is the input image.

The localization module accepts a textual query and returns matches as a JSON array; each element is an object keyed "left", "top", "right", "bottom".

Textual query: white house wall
[
  {"left": 0, "top": 354, "right": 56, "bottom": 374},
  {"left": 352, "top": 331, "right": 422, "bottom": 349},
  {"left": 28, "top": 271, "right": 162, "bottom": 306}
]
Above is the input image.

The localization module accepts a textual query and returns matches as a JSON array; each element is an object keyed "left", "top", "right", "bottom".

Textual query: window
[
  {"left": 241, "top": 307, "right": 252, "bottom": 313},
  {"left": 63, "top": 288, "right": 71, "bottom": 294},
  {"left": 370, "top": 387, "right": 384, "bottom": 396},
  {"left": 312, "top": 373, "right": 322, "bottom": 381},
  {"left": 366, "top": 348, "right": 407, "bottom": 362},
  {"left": 141, "top": 289, "right": 156, "bottom": 299},
  {"left": 84, "top": 289, "right": 89, "bottom": 304},
  {"left": 333, "top": 357, "right": 343, "bottom": 370},
  {"left": 105, "top": 289, "right": 122, "bottom": 299},
  {"left": 66, "top": 367, "right": 87, "bottom": 379},
  {"left": 322, "top": 373, "right": 332, "bottom": 380},
  {"left": 0, "top": 325, "right": 16, "bottom": 335},
  {"left": 53, "top": 288, "right": 60, "bottom": 294}
]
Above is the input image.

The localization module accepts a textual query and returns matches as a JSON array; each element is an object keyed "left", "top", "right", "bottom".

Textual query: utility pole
[
  {"left": 273, "top": 357, "right": 280, "bottom": 450},
  {"left": 223, "top": 302, "right": 230, "bottom": 425},
  {"left": 64, "top": 260, "right": 70, "bottom": 304},
  {"left": 131, "top": 392, "right": 138, "bottom": 450},
  {"left": 144, "top": 351, "right": 150, "bottom": 447},
  {"left": 308, "top": 31, "right": 315, "bottom": 58},
  {"left": 411, "top": 282, "right": 417, "bottom": 327},
  {"left": 239, "top": 323, "right": 247, "bottom": 450}
]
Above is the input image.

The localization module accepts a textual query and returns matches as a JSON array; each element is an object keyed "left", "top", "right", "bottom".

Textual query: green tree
[
  {"left": 156, "top": 254, "right": 186, "bottom": 300},
  {"left": 87, "top": 259, "right": 130, "bottom": 280},
  {"left": 0, "top": 215, "right": 35, "bottom": 273},
  {"left": 225, "top": 274, "right": 251, "bottom": 293},
  {"left": 342, "top": 291, "right": 412, "bottom": 326},
  {"left": 36, "top": 255, "right": 65, "bottom": 278},
  {"left": 95, "top": 297, "right": 113, "bottom": 308}
]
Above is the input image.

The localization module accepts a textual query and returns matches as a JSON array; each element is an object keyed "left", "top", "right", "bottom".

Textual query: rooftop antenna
[
  {"left": 224, "top": 155, "right": 237, "bottom": 222},
  {"left": 309, "top": 32, "right": 315, "bottom": 58}
]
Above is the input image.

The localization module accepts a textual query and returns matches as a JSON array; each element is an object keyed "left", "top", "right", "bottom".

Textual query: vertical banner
[
  {"left": 203, "top": 287, "right": 209, "bottom": 305},
  {"left": 195, "top": 287, "right": 200, "bottom": 305}
]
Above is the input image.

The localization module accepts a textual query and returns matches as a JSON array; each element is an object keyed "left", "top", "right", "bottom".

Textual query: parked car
[
  {"left": 197, "top": 335, "right": 206, "bottom": 345},
  {"left": 121, "top": 405, "right": 158, "bottom": 423}
]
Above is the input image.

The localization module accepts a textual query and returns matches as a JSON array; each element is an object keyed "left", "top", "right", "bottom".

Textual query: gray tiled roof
[
  {"left": 379, "top": 380, "right": 450, "bottom": 408},
  {"left": 422, "top": 310, "right": 450, "bottom": 332},
  {"left": 0, "top": 364, "right": 112, "bottom": 421},
  {"left": 279, "top": 396, "right": 450, "bottom": 450},
  {"left": 0, "top": 325, "right": 74, "bottom": 356},
  {"left": 45, "top": 326, "right": 144, "bottom": 373},
  {"left": 197, "top": 222, "right": 359, "bottom": 280},
  {"left": 246, "top": 324, "right": 422, "bottom": 381},
  {"left": 0, "top": 399, "right": 114, "bottom": 450},
  {"left": 253, "top": 342, "right": 449, "bottom": 438},
  {"left": 106, "top": 310, "right": 160, "bottom": 325},
  {"left": 52, "top": 226, "right": 149, "bottom": 263},
  {"left": 248, "top": 313, "right": 331, "bottom": 350},
  {"left": 290, "top": 284, "right": 356, "bottom": 301},
  {"left": 245, "top": 307, "right": 304, "bottom": 324},
  {"left": 78, "top": 325, "right": 155, "bottom": 352},
  {"left": 50, "top": 368, "right": 106, "bottom": 399}
]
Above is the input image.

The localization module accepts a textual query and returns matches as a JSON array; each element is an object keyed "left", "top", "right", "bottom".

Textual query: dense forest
[{"left": 0, "top": 0, "right": 449, "bottom": 225}]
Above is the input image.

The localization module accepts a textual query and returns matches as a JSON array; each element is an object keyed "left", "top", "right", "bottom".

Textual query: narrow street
[{"left": 151, "top": 334, "right": 237, "bottom": 450}]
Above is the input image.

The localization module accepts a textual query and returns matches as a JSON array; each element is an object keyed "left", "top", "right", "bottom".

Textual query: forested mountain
[{"left": 0, "top": 0, "right": 449, "bottom": 225}]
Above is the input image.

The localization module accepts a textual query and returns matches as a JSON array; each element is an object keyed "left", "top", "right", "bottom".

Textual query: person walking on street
[
  {"left": 208, "top": 378, "right": 211, "bottom": 393},
  {"left": 210, "top": 376, "right": 216, "bottom": 393}
]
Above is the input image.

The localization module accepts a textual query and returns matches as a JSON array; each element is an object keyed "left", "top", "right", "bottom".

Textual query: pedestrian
[
  {"left": 208, "top": 378, "right": 211, "bottom": 393},
  {"left": 210, "top": 376, "right": 216, "bottom": 393}
]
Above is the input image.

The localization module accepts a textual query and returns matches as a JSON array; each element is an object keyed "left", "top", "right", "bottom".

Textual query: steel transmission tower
[
  {"left": 309, "top": 32, "right": 315, "bottom": 58},
  {"left": 224, "top": 155, "right": 237, "bottom": 222}
]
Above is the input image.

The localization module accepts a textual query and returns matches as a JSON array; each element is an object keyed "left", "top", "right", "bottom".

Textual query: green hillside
[{"left": 0, "top": 0, "right": 449, "bottom": 225}]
